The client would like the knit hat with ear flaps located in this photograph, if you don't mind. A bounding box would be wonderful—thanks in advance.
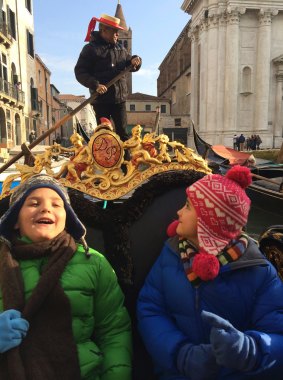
[186,165,252,256]
[0,174,86,242]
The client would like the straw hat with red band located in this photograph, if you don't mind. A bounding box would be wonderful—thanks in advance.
[85,14,125,42]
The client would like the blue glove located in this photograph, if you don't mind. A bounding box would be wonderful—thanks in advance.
[177,342,220,379]
[201,310,259,372]
[0,309,29,353]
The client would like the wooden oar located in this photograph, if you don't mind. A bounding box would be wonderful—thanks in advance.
[0,65,133,174]
[153,106,161,135]
[251,173,283,193]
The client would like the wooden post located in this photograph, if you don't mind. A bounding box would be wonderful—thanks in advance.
[277,142,283,164]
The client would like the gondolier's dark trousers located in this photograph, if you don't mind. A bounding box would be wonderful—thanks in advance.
[93,102,129,142]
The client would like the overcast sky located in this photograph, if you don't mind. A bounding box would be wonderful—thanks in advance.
[33,1,191,97]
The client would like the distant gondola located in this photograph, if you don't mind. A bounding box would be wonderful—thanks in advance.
[192,123,283,214]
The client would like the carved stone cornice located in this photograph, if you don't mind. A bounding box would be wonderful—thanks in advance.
[218,13,227,27]
[226,6,246,25]
[273,54,283,64]
[188,26,199,42]
[199,18,208,33]
[273,55,283,82]
[275,73,283,82]
[207,13,219,29]
[258,8,279,26]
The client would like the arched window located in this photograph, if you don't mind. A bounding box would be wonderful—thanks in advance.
[241,66,252,95]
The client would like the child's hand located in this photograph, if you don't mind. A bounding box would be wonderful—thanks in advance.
[177,342,219,379]
[201,310,259,371]
[0,309,29,353]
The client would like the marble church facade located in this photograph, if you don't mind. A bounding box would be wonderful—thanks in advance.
[181,0,283,148]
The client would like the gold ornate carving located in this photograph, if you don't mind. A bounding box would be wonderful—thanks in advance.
[0,121,211,201]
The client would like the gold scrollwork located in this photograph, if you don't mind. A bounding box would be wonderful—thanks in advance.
[0,121,211,201]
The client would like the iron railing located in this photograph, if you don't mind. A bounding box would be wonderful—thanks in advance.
[0,77,25,103]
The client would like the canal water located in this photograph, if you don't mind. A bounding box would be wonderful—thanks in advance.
[246,203,282,240]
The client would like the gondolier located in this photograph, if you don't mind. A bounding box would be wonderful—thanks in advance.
[75,13,142,142]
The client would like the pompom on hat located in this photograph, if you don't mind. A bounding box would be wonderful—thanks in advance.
[187,165,252,256]
[0,174,86,242]
[84,14,124,42]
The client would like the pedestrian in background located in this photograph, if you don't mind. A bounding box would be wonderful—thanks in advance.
[28,130,36,144]
[55,133,61,144]
[238,133,245,151]
[75,14,142,142]
[232,134,238,150]
[256,135,262,150]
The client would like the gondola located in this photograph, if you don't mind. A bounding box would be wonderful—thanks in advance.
[0,69,282,379]
[0,117,213,380]
[192,123,283,213]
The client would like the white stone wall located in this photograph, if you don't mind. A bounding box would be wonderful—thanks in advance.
[183,0,283,148]
[0,0,36,146]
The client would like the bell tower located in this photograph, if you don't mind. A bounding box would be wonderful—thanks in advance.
[115,1,133,94]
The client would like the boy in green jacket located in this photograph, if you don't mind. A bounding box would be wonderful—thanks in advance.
[0,174,132,380]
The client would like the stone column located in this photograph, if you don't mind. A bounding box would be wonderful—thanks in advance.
[273,60,283,147]
[206,13,219,135]
[254,9,278,131]
[224,8,245,132]
[198,18,208,132]
[216,12,226,134]
[188,27,199,128]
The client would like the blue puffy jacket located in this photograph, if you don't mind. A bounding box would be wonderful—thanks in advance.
[137,236,283,380]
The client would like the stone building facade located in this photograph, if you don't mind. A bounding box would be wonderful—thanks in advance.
[181,0,283,148]
[35,54,53,145]
[157,21,192,147]
[127,92,191,146]
[127,92,170,134]
[0,0,36,152]
[57,94,97,137]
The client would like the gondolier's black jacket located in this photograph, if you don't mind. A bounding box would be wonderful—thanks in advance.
[74,31,141,104]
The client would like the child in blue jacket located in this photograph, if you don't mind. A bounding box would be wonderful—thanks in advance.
[137,165,283,380]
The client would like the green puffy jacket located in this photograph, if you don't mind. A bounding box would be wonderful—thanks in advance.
[0,244,132,380]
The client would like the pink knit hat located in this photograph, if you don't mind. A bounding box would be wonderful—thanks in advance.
[186,165,252,256]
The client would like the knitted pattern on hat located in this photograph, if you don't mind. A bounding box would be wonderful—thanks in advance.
[186,165,252,256]
[0,174,86,243]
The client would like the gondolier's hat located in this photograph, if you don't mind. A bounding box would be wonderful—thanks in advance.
[0,174,86,242]
[84,14,125,42]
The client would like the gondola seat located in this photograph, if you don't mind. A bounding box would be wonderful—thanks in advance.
[0,170,206,380]
[258,225,283,280]
[70,170,206,380]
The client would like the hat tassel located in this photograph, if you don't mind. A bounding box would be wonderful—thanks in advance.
[84,17,97,42]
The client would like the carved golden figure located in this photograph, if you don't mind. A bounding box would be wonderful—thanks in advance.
[54,133,93,181]
[156,134,171,163]
[1,147,56,195]
[0,123,211,201]
[123,125,161,167]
